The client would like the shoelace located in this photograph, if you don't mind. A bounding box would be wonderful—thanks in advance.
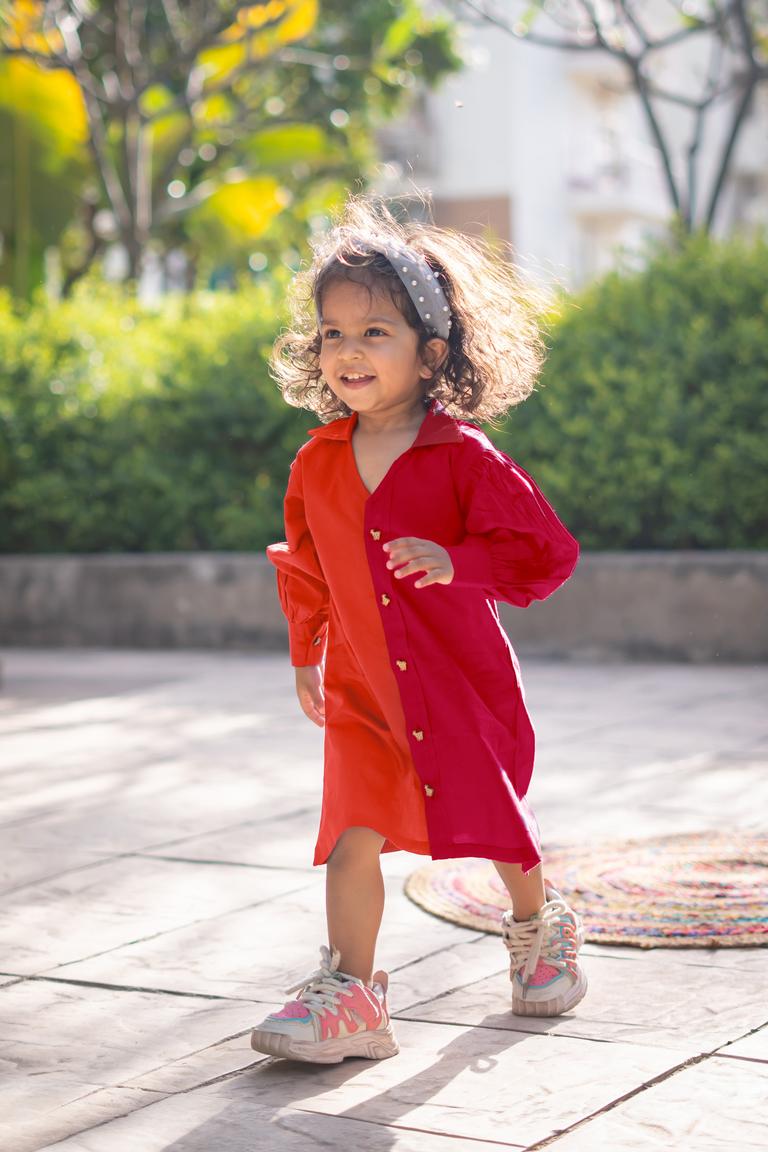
[501,898,578,987]
[283,944,359,1020]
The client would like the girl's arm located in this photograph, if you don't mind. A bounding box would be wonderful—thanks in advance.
[444,448,579,607]
[266,450,330,666]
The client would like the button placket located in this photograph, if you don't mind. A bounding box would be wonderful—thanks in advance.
[364,494,439,801]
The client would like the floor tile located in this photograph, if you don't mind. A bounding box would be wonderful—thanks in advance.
[0,979,256,1152]
[56,875,478,1000]
[195,1019,689,1147]
[397,946,768,1052]
[1,857,314,974]
[546,1054,768,1150]
[43,1094,526,1151]
[2,650,765,1152]
[717,1023,768,1063]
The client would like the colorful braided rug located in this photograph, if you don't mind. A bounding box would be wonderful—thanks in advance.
[404,831,768,948]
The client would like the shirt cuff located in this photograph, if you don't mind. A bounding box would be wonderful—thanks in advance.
[444,536,494,591]
[289,619,327,666]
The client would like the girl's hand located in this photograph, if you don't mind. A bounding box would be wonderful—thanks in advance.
[294,665,325,727]
[383,537,455,589]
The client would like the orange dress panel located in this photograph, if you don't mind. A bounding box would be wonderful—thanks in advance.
[268,437,430,865]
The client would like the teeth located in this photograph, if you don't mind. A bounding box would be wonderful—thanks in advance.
[344,373,371,381]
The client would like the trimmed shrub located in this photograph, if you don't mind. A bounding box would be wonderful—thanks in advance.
[0,280,312,552]
[1,231,766,553]
[495,231,768,548]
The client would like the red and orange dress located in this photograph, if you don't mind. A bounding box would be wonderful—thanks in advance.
[266,400,579,873]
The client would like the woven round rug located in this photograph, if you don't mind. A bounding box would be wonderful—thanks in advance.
[404,831,768,948]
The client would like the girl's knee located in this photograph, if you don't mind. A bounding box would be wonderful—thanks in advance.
[327,826,385,868]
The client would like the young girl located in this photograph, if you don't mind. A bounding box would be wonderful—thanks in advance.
[250,196,587,1064]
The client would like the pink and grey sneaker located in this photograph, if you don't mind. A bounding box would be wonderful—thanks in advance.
[501,884,588,1017]
[250,945,399,1064]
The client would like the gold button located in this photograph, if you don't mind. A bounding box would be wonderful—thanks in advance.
[370,529,381,541]
[412,729,424,742]
[396,659,407,672]
[381,594,391,606]
[424,784,435,798]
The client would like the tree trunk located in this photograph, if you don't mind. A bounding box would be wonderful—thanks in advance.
[124,223,144,283]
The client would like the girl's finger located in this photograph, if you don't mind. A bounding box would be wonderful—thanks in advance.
[384,538,427,560]
[299,691,325,727]
[383,537,420,552]
[393,559,431,579]
[396,559,445,581]
[415,568,451,587]
[304,702,325,727]
[388,551,432,571]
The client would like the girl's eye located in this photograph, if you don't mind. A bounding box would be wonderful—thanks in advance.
[321,327,387,339]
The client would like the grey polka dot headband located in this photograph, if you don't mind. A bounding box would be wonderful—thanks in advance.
[379,241,452,340]
[318,238,453,339]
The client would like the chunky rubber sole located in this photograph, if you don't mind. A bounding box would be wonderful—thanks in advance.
[512,966,588,1017]
[250,1023,400,1064]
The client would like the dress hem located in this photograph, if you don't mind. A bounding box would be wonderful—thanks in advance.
[429,840,542,875]
[314,831,541,875]
[313,827,432,866]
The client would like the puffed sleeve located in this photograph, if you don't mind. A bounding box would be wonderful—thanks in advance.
[266,450,329,666]
[444,448,579,607]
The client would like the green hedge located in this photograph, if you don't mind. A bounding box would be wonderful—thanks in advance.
[495,231,768,549]
[1,232,766,553]
[0,281,312,552]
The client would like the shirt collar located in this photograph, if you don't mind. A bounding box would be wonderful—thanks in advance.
[307,399,463,447]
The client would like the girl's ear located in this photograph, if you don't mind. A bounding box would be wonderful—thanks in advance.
[419,337,449,379]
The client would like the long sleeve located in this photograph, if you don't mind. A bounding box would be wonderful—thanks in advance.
[444,448,579,607]
[266,450,330,666]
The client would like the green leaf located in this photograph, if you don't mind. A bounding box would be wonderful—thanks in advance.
[246,123,331,166]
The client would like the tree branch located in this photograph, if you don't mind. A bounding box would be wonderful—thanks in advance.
[61,228,106,296]
[455,0,768,234]
[704,0,762,229]
[449,0,606,51]
[628,54,684,218]
[686,29,724,224]
[615,0,649,51]
[644,77,738,110]
[705,80,758,232]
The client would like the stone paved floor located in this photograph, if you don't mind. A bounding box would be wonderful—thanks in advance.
[0,649,766,1152]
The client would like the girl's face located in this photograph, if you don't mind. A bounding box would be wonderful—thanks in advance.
[318,279,439,419]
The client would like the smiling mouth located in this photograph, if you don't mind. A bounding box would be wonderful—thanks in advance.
[341,373,375,387]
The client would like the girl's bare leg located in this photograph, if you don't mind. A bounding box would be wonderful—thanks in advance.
[326,826,386,983]
[492,860,547,921]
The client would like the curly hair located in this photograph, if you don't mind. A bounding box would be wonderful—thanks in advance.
[270,194,549,423]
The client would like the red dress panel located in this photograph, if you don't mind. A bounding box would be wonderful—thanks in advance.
[266,401,579,873]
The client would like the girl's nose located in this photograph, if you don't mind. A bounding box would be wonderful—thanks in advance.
[338,338,363,359]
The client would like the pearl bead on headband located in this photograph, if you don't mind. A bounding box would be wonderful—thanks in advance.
[378,241,452,340]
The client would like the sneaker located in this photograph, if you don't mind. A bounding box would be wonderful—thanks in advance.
[501,884,588,1017]
[250,945,399,1064]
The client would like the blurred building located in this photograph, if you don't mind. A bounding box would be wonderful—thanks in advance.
[375,16,768,287]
